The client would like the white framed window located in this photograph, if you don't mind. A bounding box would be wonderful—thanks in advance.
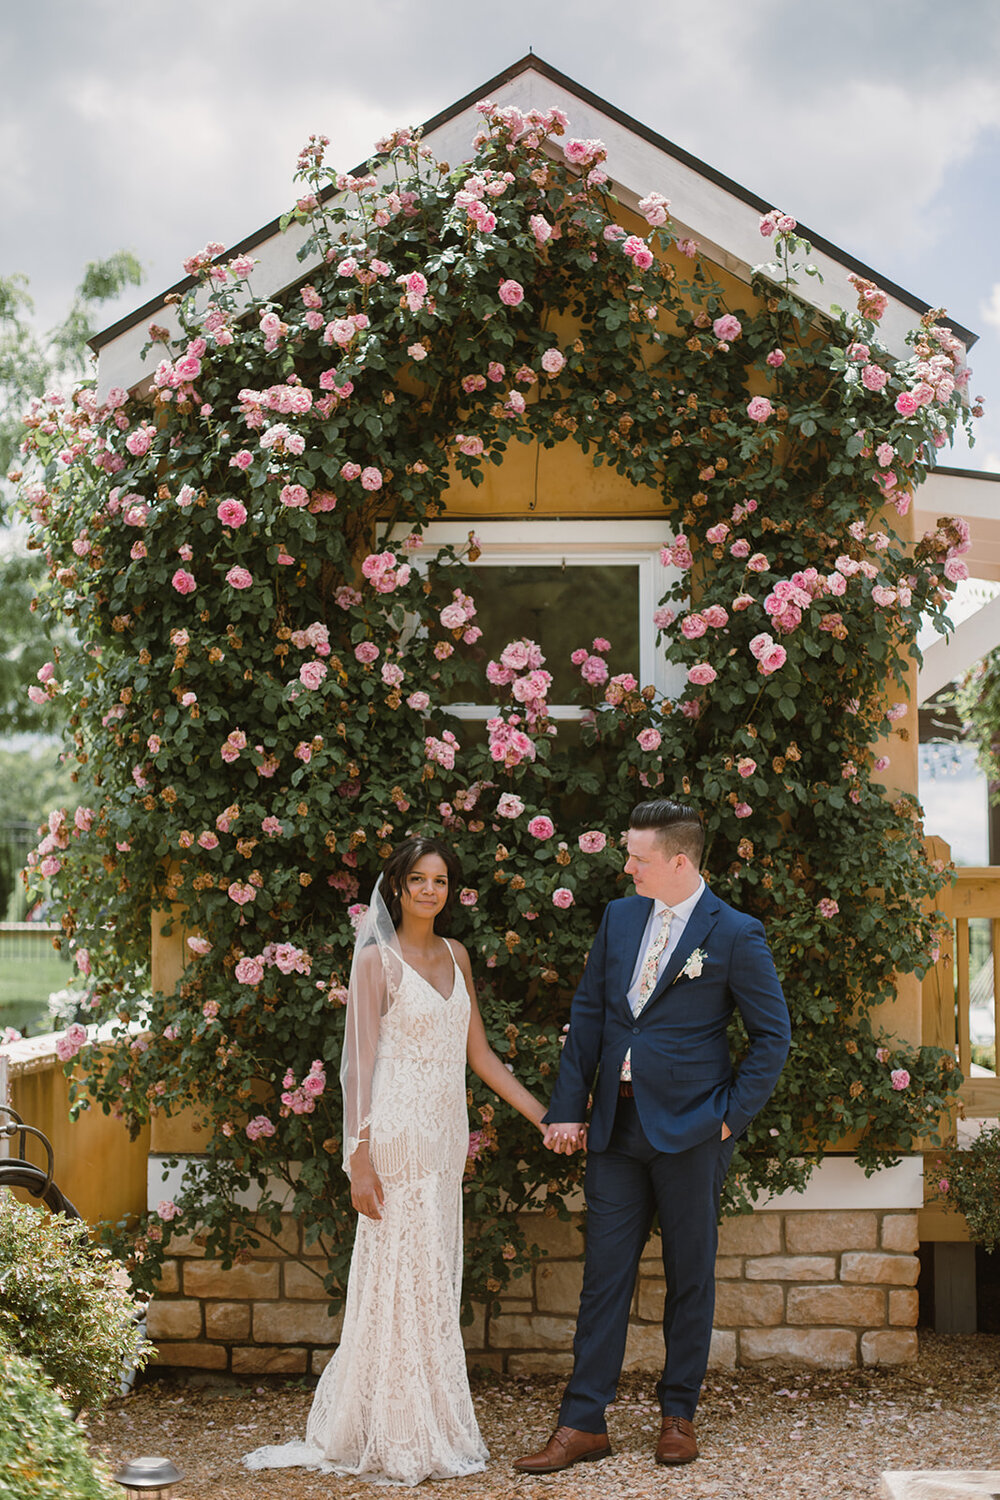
[394,520,686,720]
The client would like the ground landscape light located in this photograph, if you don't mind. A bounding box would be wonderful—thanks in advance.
[112,1455,184,1496]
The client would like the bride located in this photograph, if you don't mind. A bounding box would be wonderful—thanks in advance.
[246,836,548,1485]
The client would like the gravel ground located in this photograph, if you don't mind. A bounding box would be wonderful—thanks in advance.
[86,1334,1000,1499]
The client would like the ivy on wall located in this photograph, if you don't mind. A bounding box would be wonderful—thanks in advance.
[15,101,975,1305]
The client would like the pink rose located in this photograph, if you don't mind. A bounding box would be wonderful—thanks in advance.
[406,691,430,711]
[894,391,919,416]
[680,613,707,639]
[246,1115,276,1141]
[354,642,380,665]
[737,757,757,778]
[498,793,524,818]
[686,664,717,686]
[890,1069,910,1091]
[171,568,197,595]
[217,499,247,527]
[861,364,889,392]
[758,643,787,676]
[498,279,525,306]
[578,830,607,853]
[713,314,742,342]
[225,566,253,590]
[360,466,383,491]
[227,882,257,906]
[56,1023,87,1062]
[299,660,327,690]
[747,396,773,423]
[734,803,752,819]
[186,936,212,956]
[280,483,309,507]
[540,348,566,375]
[766,349,786,368]
[528,815,555,840]
[637,728,661,752]
[459,888,478,906]
[816,898,839,918]
[552,887,575,909]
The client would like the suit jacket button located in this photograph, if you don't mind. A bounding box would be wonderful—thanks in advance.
[633,1027,639,1034]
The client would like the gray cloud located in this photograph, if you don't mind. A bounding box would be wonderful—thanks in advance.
[2,0,997,466]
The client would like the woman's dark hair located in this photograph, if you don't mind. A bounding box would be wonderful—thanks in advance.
[380,837,463,930]
[629,799,705,866]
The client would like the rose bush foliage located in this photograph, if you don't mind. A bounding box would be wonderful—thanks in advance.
[14,101,976,1308]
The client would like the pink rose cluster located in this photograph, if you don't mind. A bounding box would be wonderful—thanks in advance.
[763,568,826,636]
[749,633,788,676]
[56,1022,88,1062]
[486,714,537,768]
[246,1115,276,1141]
[281,1059,327,1116]
[425,730,459,770]
[604,671,638,707]
[361,550,411,594]
[621,234,654,272]
[487,639,551,726]
[759,209,797,238]
[847,272,888,323]
[660,535,693,570]
[637,191,670,227]
[498,793,525,819]
[439,588,481,644]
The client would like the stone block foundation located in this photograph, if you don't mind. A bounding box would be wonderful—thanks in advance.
[147,1206,921,1376]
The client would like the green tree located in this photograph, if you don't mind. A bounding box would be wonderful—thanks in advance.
[1,253,143,738]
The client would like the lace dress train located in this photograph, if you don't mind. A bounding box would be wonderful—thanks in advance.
[245,944,487,1486]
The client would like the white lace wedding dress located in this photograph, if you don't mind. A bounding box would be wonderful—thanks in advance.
[245,940,488,1486]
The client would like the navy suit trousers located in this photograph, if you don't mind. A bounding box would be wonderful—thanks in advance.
[558,1097,736,1431]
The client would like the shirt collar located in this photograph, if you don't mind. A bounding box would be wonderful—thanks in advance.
[653,878,704,924]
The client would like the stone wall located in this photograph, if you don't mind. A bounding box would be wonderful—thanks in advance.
[147,1206,920,1376]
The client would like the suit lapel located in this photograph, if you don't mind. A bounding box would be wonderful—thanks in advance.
[615,897,653,1008]
[645,887,720,1006]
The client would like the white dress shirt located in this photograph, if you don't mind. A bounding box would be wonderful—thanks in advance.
[625,878,706,1012]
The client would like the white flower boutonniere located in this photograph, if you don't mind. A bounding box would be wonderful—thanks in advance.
[675,948,707,983]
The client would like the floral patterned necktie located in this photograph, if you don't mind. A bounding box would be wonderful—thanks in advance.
[621,907,673,1082]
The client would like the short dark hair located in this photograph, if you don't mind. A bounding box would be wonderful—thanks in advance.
[629,799,704,867]
[380,837,462,930]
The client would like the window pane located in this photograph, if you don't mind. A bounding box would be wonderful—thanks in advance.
[446,564,640,703]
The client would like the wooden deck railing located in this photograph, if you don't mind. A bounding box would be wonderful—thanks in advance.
[923,837,1000,1119]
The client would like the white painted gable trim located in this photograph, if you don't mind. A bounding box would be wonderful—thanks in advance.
[95,61,957,399]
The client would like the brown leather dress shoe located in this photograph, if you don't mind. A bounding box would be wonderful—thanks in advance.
[655,1414,698,1464]
[513,1425,611,1473]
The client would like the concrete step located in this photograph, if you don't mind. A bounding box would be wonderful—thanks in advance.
[880,1474,1000,1499]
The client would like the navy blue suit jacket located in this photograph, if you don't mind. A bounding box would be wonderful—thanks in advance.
[547,887,791,1154]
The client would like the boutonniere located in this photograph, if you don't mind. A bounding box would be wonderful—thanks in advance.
[674,948,707,983]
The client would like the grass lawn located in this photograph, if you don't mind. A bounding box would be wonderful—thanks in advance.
[0,943,73,1035]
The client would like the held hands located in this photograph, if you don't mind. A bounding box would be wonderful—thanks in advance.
[542,1122,587,1155]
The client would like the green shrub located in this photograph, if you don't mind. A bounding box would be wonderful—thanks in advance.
[0,1195,152,1411]
[934,1123,1000,1253]
[0,1340,118,1500]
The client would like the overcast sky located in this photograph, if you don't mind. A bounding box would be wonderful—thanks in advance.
[2,0,999,469]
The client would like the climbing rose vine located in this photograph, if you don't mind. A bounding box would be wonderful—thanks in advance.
[15,100,975,1306]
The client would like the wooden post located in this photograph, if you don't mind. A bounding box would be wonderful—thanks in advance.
[933,1241,977,1334]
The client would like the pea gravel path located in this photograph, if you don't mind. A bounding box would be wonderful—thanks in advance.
[86,1334,999,1499]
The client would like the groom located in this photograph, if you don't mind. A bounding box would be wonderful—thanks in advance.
[515,798,790,1470]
